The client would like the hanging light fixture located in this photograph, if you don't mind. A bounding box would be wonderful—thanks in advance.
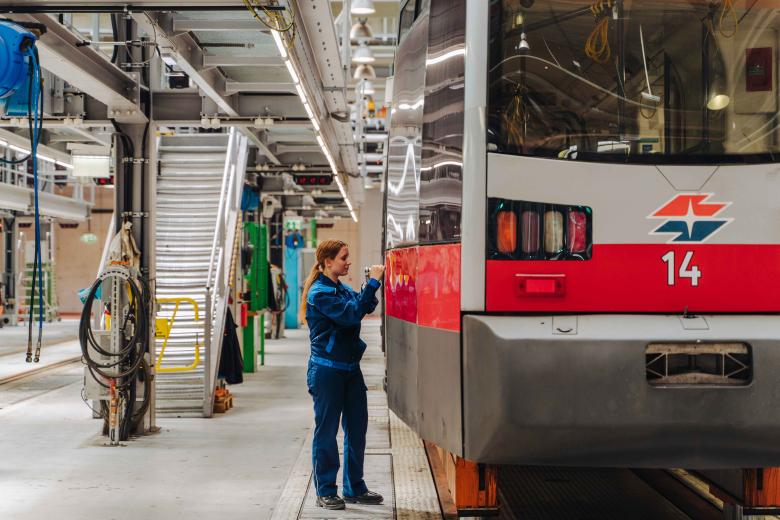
[352,42,375,64]
[351,0,376,15]
[353,63,377,80]
[518,32,530,54]
[80,218,97,245]
[355,79,375,96]
[707,94,730,111]
[350,18,374,42]
[705,47,730,111]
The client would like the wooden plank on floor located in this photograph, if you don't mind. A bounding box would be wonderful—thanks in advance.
[424,441,458,520]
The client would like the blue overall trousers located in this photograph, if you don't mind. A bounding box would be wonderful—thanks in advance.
[305,273,380,498]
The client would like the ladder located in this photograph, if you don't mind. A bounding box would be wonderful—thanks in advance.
[18,261,58,323]
[154,130,248,417]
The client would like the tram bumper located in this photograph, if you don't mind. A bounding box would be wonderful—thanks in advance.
[463,314,780,468]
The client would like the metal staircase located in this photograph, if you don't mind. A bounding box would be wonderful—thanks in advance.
[154,129,248,417]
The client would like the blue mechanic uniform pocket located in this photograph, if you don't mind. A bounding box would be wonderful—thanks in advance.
[325,330,338,353]
[307,362,318,396]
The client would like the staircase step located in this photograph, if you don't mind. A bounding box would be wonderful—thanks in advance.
[154,131,245,419]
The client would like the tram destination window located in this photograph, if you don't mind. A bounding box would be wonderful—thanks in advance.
[488,0,780,164]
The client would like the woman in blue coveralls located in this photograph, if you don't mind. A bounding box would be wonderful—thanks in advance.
[299,239,385,510]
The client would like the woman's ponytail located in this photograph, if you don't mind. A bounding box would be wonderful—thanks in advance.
[299,239,347,325]
[299,262,321,324]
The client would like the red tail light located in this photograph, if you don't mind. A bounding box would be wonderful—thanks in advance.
[489,198,592,260]
[521,210,540,254]
[496,210,517,253]
[567,210,587,253]
[544,210,564,254]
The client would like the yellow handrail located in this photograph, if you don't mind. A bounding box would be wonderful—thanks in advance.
[155,297,201,373]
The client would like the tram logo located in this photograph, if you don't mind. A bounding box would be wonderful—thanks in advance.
[648,193,733,243]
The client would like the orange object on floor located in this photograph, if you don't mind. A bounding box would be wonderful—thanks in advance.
[744,468,780,507]
[425,441,498,517]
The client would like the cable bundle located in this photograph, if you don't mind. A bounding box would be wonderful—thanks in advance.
[80,266,152,441]
[707,0,738,38]
[585,0,614,64]
[8,45,47,363]
[243,0,296,39]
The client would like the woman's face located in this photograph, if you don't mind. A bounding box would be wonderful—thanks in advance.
[325,246,351,277]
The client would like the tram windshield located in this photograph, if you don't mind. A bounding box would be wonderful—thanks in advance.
[488,0,780,164]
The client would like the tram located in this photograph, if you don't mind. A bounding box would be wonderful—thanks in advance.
[383,0,780,483]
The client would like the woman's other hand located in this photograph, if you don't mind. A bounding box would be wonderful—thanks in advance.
[369,264,385,281]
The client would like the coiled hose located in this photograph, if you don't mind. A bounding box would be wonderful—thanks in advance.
[80,268,151,440]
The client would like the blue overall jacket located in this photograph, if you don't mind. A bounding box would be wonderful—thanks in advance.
[306,273,380,371]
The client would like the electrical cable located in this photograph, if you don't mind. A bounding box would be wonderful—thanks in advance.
[584,0,613,65]
[243,0,295,35]
[79,267,152,441]
[30,48,43,362]
[716,0,738,38]
[22,44,45,362]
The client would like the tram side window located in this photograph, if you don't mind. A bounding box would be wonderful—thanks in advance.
[398,0,418,43]
[419,0,465,244]
[488,0,780,164]
[386,7,429,249]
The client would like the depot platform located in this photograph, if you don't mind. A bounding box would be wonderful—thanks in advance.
[0,319,441,520]
[5,1,780,519]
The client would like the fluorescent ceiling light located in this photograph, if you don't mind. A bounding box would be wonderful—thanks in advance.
[358,80,375,95]
[303,102,315,121]
[285,60,299,84]
[351,0,375,15]
[295,84,306,103]
[425,47,465,66]
[352,44,375,64]
[271,29,287,59]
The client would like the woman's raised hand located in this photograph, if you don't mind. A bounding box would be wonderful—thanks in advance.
[369,264,385,281]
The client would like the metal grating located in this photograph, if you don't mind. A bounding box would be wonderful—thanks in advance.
[498,466,692,520]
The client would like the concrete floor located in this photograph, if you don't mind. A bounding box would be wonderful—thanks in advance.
[0,318,441,520]
[0,319,79,357]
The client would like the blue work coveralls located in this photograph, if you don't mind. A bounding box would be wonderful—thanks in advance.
[306,273,381,498]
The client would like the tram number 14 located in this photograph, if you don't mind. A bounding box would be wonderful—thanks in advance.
[661,251,701,287]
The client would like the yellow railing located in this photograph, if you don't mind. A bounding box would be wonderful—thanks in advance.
[155,297,201,373]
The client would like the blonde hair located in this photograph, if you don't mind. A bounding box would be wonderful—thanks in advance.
[299,239,347,324]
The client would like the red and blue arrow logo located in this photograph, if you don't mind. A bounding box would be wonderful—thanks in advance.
[648,194,732,243]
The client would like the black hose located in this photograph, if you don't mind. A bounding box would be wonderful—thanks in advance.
[80,270,152,441]
[110,14,118,64]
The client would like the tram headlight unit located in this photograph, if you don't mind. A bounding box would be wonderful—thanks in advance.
[489,198,592,260]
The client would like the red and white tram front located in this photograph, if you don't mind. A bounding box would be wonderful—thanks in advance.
[384,0,780,468]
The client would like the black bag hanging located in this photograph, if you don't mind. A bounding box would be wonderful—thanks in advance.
[219,307,244,385]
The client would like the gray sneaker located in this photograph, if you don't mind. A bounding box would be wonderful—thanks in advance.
[316,495,346,510]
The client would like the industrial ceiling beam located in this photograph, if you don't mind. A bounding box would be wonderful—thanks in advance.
[135,11,282,164]
[276,144,321,154]
[225,81,297,95]
[0,128,73,164]
[135,12,235,115]
[3,13,146,124]
[0,2,278,10]
[203,55,282,67]
[0,120,114,129]
[66,127,112,147]
[172,18,268,32]
[243,128,281,165]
